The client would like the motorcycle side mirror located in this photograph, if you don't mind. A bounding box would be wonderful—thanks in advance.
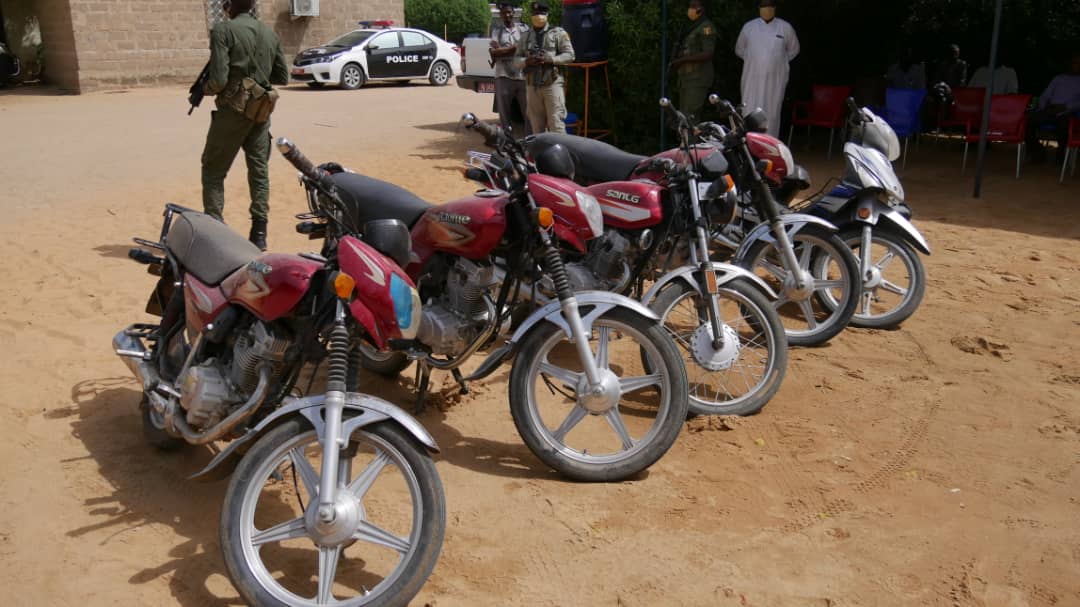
[707,94,720,105]
[659,97,672,108]
[460,113,479,129]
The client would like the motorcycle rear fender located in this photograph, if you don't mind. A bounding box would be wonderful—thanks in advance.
[851,198,931,255]
[732,214,838,266]
[511,290,659,343]
[640,262,778,305]
[188,392,438,482]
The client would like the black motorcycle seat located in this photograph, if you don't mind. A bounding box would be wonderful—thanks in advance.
[331,172,433,230]
[166,211,261,285]
[529,133,648,184]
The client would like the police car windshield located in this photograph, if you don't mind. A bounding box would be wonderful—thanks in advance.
[325,31,375,48]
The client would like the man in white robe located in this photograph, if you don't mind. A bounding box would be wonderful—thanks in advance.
[735,0,800,137]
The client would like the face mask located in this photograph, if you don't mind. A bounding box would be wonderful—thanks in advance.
[531,14,548,28]
[760,7,776,21]
[687,8,701,20]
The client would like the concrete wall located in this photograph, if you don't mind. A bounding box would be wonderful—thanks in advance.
[33,0,78,91]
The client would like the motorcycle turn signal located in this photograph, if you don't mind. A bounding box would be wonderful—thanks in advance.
[333,271,356,300]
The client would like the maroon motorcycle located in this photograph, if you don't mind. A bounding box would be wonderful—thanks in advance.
[294,114,690,483]
[115,148,445,605]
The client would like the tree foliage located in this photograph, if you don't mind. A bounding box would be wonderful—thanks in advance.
[558,0,1080,153]
[404,0,491,43]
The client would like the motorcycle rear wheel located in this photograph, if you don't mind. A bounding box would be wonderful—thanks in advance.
[220,419,445,607]
[509,307,689,482]
[650,278,787,416]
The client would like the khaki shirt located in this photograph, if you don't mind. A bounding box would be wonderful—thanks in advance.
[515,24,575,87]
[492,21,528,80]
[206,13,289,97]
[677,18,716,83]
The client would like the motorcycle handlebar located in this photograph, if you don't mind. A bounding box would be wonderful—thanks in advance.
[461,112,500,147]
[276,137,337,193]
[846,98,863,124]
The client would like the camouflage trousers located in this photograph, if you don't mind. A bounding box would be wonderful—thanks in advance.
[201,107,271,222]
[678,76,713,124]
[526,82,568,134]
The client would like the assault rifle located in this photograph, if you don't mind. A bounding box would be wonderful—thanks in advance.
[187,60,210,115]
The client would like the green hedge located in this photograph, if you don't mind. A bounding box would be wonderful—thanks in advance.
[404,0,491,44]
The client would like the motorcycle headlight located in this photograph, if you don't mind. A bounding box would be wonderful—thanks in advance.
[389,273,421,340]
[777,141,795,176]
[575,191,604,238]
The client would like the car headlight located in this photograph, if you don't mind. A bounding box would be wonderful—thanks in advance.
[389,273,421,340]
[575,191,604,238]
[315,52,343,64]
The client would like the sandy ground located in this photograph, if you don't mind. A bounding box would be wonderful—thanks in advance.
[1,82,1078,607]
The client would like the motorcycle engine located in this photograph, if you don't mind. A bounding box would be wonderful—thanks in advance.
[417,259,495,356]
[555,228,635,296]
[179,322,289,429]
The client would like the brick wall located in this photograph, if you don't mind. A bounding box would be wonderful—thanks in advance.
[60,0,404,91]
[258,0,404,59]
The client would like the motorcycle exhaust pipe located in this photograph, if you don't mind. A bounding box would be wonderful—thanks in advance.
[113,329,159,392]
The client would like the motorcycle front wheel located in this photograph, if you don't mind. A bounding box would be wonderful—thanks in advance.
[509,307,689,482]
[650,278,787,417]
[740,225,861,347]
[821,228,927,329]
[220,419,445,607]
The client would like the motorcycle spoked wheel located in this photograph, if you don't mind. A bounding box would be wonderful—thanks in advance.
[740,225,861,347]
[509,307,689,482]
[815,228,926,329]
[220,419,445,607]
[650,278,787,417]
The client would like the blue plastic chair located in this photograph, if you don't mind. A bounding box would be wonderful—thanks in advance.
[885,87,928,168]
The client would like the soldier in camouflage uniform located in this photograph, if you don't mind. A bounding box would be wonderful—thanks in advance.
[670,0,716,123]
[515,0,575,134]
[201,0,289,250]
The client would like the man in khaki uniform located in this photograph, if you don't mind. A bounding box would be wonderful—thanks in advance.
[490,1,531,135]
[515,1,575,134]
[201,0,289,250]
[670,0,716,122]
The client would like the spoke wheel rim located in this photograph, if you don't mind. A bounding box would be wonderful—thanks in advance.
[660,286,779,411]
[238,429,423,606]
[752,233,853,338]
[819,234,918,321]
[525,318,673,465]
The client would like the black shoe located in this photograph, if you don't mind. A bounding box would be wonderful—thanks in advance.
[249,219,268,251]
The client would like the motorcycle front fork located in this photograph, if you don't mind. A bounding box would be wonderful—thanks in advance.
[687,177,731,350]
[317,300,349,523]
[537,229,605,387]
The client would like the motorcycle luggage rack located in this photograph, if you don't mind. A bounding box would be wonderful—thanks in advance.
[125,324,159,340]
[132,237,165,251]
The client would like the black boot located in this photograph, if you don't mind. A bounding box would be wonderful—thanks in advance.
[249,219,268,251]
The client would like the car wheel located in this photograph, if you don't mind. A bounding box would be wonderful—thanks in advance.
[339,63,366,90]
[429,61,451,86]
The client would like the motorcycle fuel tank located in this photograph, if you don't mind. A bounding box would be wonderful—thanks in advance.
[585,180,664,229]
[410,193,512,270]
[220,253,323,322]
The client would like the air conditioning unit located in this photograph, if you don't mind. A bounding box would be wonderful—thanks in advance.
[291,0,319,17]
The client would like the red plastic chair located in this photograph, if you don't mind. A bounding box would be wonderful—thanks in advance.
[1061,116,1079,183]
[939,87,986,136]
[788,84,852,159]
[962,94,1031,179]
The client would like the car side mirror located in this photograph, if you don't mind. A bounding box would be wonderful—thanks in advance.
[366,45,378,52]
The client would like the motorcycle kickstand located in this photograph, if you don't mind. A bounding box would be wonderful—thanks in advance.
[414,362,431,416]
[451,368,469,395]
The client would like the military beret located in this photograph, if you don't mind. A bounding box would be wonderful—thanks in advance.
[531,1,550,13]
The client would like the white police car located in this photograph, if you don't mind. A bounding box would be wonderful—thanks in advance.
[291,21,462,90]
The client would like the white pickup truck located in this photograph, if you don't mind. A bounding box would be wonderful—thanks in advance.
[454,5,522,94]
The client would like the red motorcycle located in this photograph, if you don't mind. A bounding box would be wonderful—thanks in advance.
[523,99,860,347]
[116,174,445,603]
[294,114,690,482]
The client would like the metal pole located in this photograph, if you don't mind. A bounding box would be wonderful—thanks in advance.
[660,0,668,151]
[972,0,1004,198]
